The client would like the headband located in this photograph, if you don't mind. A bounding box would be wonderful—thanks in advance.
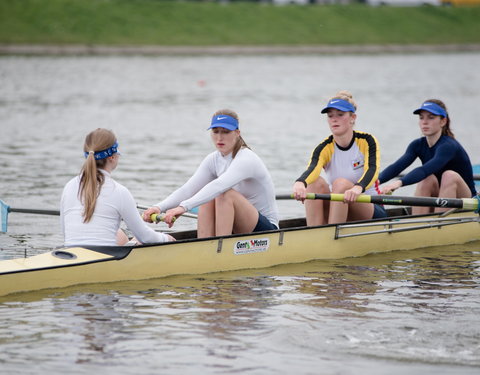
[84,141,119,160]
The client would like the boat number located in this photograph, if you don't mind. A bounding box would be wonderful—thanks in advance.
[435,198,448,207]
[233,238,270,255]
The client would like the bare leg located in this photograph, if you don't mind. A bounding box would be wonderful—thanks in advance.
[215,189,259,236]
[116,229,130,245]
[305,177,330,226]
[328,178,374,224]
[412,175,439,215]
[197,200,216,238]
[435,170,472,213]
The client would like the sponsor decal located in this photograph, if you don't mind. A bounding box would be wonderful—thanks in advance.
[352,159,364,170]
[234,238,270,255]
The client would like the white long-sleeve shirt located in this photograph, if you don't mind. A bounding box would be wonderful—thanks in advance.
[156,148,279,227]
[61,170,170,246]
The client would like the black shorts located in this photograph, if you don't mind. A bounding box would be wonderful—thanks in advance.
[373,204,387,219]
[253,213,278,232]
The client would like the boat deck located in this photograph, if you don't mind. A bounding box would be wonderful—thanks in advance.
[170,206,412,241]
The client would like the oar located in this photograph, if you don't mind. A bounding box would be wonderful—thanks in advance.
[276,193,480,211]
[150,213,171,224]
[473,164,480,189]
[136,204,198,219]
[1,199,60,232]
[0,199,197,233]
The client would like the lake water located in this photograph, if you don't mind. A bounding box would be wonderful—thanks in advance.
[0,52,479,374]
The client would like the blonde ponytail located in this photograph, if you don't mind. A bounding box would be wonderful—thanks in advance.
[79,128,116,223]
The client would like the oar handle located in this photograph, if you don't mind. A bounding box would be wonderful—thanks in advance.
[151,213,176,223]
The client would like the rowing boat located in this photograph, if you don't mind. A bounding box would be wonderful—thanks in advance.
[0,203,478,297]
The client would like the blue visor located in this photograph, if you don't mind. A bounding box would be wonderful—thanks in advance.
[413,102,448,118]
[321,99,356,114]
[84,141,119,160]
[208,114,239,131]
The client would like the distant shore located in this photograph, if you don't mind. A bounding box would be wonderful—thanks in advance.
[2,43,480,56]
[2,1,480,48]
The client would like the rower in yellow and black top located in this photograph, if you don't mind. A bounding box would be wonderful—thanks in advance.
[292,90,387,226]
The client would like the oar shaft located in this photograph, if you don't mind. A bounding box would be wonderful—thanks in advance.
[8,208,60,216]
[7,205,199,218]
[316,193,478,210]
[278,193,479,211]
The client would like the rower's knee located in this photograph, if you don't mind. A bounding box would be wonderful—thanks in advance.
[416,174,439,193]
[331,178,353,193]
[307,177,329,193]
[440,170,461,186]
[215,189,236,205]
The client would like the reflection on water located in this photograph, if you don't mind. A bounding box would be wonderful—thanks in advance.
[1,53,480,374]
[1,243,479,373]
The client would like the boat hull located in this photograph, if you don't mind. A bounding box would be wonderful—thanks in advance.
[0,211,479,296]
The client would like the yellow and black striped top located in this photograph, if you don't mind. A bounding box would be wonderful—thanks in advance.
[296,131,381,194]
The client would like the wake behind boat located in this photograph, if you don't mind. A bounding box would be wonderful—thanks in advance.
[0,203,478,297]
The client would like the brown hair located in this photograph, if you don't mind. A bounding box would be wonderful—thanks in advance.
[212,109,250,158]
[424,98,454,138]
[79,128,117,223]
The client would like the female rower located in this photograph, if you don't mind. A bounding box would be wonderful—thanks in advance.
[292,91,386,225]
[142,109,279,237]
[379,99,476,214]
[61,128,175,246]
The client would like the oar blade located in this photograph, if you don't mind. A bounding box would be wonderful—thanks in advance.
[0,199,10,233]
[473,164,480,190]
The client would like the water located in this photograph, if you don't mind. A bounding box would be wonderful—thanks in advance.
[0,52,480,373]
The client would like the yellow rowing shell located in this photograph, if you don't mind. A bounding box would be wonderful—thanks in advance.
[0,210,479,297]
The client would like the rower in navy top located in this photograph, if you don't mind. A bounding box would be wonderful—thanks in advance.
[379,99,476,214]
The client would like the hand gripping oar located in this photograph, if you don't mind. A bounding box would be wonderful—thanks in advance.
[277,193,480,212]
[150,213,177,224]
[136,204,198,220]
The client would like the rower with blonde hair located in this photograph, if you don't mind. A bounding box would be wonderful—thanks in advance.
[61,128,175,246]
[293,91,386,225]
